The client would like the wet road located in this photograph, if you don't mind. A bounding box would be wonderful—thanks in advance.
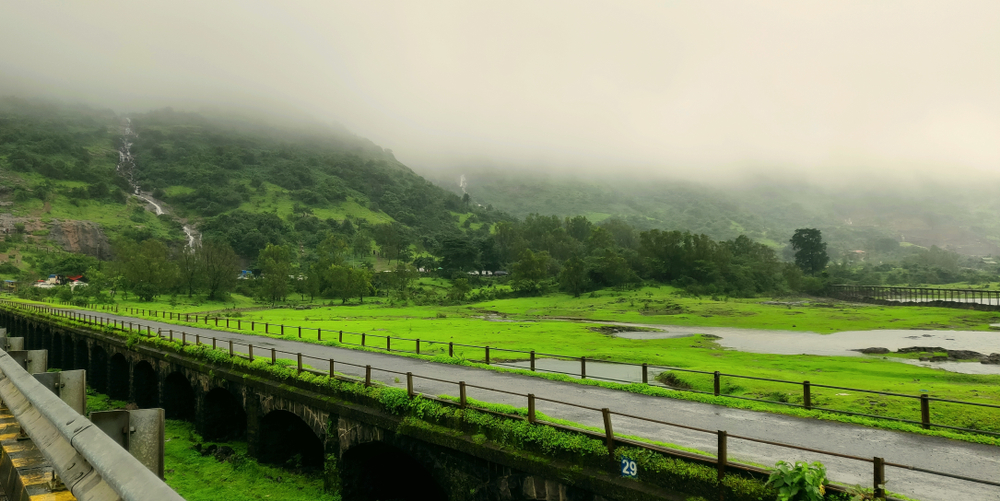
[33,308,1000,500]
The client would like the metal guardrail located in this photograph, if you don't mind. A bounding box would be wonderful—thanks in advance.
[0,350,183,501]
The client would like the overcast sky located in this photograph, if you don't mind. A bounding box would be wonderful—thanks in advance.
[2,1,998,183]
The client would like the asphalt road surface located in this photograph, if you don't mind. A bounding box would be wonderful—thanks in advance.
[38,308,1000,500]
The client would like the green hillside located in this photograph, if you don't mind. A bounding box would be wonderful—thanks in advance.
[429,168,1000,259]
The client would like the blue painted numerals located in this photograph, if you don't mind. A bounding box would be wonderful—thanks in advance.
[620,457,637,478]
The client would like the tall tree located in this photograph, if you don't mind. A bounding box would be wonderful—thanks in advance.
[258,243,292,305]
[175,247,201,297]
[200,239,240,300]
[790,228,829,275]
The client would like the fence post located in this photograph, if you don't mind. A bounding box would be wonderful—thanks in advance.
[271,348,276,364]
[338,330,343,343]
[213,337,217,350]
[215,317,218,327]
[601,408,615,456]
[329,359,335,377]
[361,333,366,347]
[297,353,302,373]
[298,326,302,338]
[485,346,490,364]
[281,325,284,336]
[318,328,322,341]
[226,318,230,328]
[717,430,728,482]
[170,330,174,341]
[182,332,186,346]
[530,351,535,371]
[265,323,269,334]
[387,336,391,351]
[252,321,255,331]
[406,372,413,398]
[365,365,372,387]
[642,363,648,384]
[196,334,200,346]
[803,381,812,410]
[229,340,233,356]
[921,394,931,429]
[873,457,886,499]
[528,394,536,424]
[714,371,721,396]
[581,357,587,379]
[449,342,454,357]
[238,320,241,330]
[459,381,467,408]
[416,339,421,355]
[249,345,254,362]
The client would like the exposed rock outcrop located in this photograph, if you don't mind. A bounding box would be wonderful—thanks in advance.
[982,353,1000,365]
[855,347,890,354]
[47,220,111,258]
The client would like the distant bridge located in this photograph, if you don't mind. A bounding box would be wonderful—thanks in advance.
[829,284,1000,310]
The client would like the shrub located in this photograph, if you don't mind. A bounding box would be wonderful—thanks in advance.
[766,461,827,501]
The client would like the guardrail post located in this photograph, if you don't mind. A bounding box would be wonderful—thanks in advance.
[251,321,255,331]
[169,330,173,341]
[416,339,420,354]
[249,345,254,362]
[182,332,186,346]
[271,348,276,364]
[581,357,587,379]
[212,337,217,350]
[318,328,322,341]
[214,317,218,327]
[238,320,241,330]
[195,334,200,346]
[642,363,648,384]
[387,336,391,351]
[874,457,886,499]
[280,325,284,336]
[601,408,615,456]
[226,318,230,328]
[459,381,467,408]
[803,381,812,410]
[921,394,931,429]
[406,372,413,398]
[265,323,269,334]
[485,346,490,364]
[298,326,301,338]
[449,342,454,357]
[714,371,721,396]
[361,333,366,347]
[229,340,234,356]
[329,359,335,377]
[528,394,536,423]
[297,353,302,373]
[338,330,343,342]
[530,351,536,371]
[365,365,372,387]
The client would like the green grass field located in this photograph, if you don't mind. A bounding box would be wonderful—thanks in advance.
[34,284,1000,437]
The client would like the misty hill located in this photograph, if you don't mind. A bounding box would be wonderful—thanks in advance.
[429,168,1000,259]
[0,98,505,264]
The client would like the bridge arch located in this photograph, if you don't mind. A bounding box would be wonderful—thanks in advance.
[341,441,447,501]
[202,387,246,441]
[133,360,159,409]
[74,338,89,371]
[91,345,108,394]
[163,372,195,421]
[258,410,324,469]
[108,353,130,400]
[51,332,65,369]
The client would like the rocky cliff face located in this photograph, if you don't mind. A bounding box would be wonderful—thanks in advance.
[47,220,111,259]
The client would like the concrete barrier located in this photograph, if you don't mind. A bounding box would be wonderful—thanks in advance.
[0,351,183,501]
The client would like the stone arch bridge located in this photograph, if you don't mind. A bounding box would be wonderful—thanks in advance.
[0,308,679,501]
